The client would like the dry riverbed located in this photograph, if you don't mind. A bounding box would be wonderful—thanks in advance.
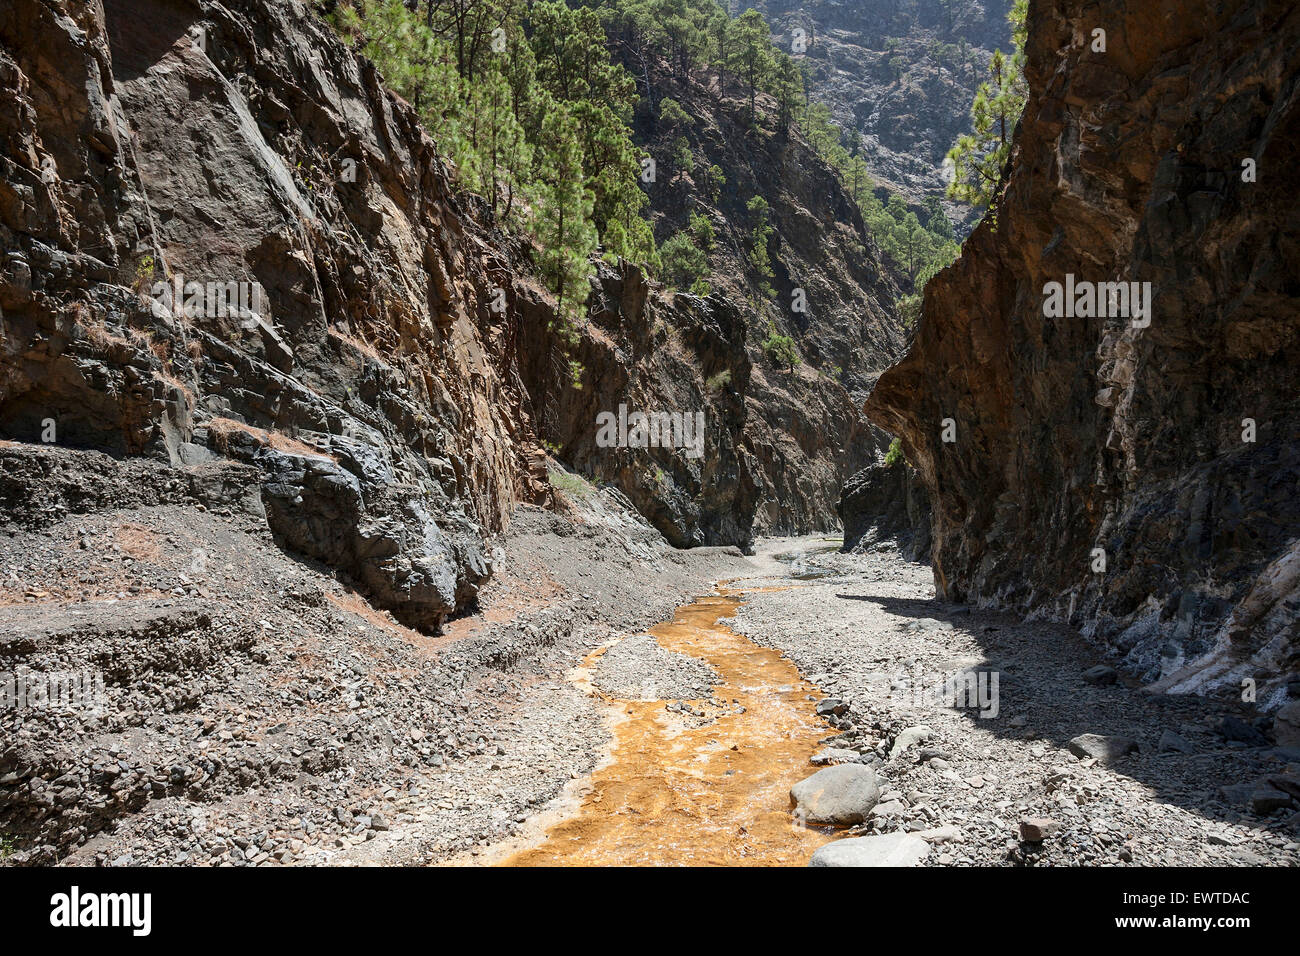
[6,446,1295,867]
[469,536,1300,867]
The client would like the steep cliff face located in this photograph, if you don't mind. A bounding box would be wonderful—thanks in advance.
[1,0,548,628]
[516,261,759,548]
[866,0,1300,698]
[1,0,905,607]
[613,57,907,538]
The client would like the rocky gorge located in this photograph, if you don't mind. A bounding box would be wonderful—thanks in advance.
[0,0,1296,874]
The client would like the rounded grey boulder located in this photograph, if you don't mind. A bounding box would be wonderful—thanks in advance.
[790,764,880,826]
[809,833,930,867]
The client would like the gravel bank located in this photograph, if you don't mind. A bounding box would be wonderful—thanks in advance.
[0,444,750,866]
[591,635,720,701]
[730,538,1300,866]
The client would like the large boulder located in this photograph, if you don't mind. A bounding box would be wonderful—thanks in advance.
[809,833,930,867]
[790,764,880,826]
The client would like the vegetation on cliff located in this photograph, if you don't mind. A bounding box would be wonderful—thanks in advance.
[321,0,957,323]
[944,0,1028,213]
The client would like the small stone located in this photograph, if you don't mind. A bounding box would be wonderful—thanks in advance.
[889,725,932,759]
[810,747,859,766]
[1083,665,1118,685]
[1019,817,1061,842]
[917,825,963,844]
[870,800,906,818]
[815,698,849,717]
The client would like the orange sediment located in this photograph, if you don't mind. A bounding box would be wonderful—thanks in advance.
[501,588,835,866]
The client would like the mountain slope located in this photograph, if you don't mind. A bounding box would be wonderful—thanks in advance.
[757,0,1013,219]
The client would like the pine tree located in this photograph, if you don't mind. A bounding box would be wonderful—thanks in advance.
[729,9,774,125]
[945,0,1028,209]
[532,99,598,341]
[746,194,775,296]
[771,54,803,134]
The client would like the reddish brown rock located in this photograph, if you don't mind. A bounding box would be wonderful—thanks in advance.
[866,0,1300,696]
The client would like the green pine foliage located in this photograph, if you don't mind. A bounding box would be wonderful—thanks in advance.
[761,329,800,371]
[746,195,775,297]
[945,0,1028,211]
[532,96,599,340]
[323,0,663,384]
[324,0,992,372]
[659,231,710,295]
[884,437,904,467]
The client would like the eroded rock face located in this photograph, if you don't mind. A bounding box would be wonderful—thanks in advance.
[759,0,1013,218]
[515,262,759,549]
[866,1,1300,698]
[1,0,905,601]
[838,453,932,561]
[0,0,552,626]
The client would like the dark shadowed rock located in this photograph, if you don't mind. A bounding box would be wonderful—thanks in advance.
[838,456,931,560]
[1213,717,1269,748]
[1067,734,1139,763]
[1157,730,1196,754]
[1271,702,1300,749]
[1083,665,1118,686]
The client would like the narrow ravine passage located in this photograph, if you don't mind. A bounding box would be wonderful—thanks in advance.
[502,587,834,866]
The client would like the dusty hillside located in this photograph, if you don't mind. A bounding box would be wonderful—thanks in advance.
[867,0,1300,698]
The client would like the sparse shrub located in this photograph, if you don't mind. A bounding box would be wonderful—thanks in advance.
[547,467,593,498]
[884,437,904,467]
[898,292,923,329]
[761,329,800,371]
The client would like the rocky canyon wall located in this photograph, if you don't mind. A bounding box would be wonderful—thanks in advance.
[1,0,907,622]
[0,0,551,629]
[867,0,1300,699]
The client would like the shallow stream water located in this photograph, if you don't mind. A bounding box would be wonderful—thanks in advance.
[503,586,835,866]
